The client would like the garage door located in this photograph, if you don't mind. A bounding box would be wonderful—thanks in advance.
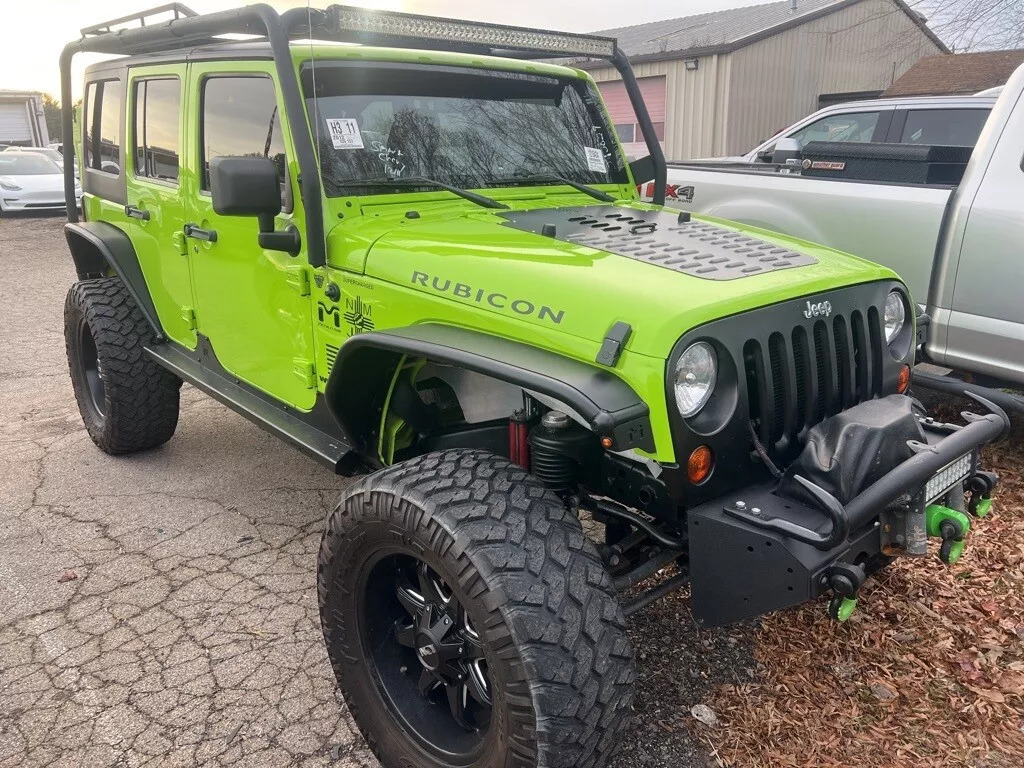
[598,76,666,149]
[0,101,33,144]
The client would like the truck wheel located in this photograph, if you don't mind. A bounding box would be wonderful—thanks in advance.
[64,277,181,454]
[318,449,634,768]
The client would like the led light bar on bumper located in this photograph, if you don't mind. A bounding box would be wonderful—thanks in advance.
[924,452,975,504]
[327,4,617,57]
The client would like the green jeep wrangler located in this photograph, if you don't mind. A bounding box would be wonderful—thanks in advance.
[60,4,1008,767]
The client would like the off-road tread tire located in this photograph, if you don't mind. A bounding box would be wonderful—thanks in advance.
[65,277,180,454]
[318,449,635,768]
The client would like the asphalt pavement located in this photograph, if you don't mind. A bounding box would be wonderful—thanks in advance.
[0,213,750,768]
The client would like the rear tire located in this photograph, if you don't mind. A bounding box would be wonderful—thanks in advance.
[64,277,181,454]
[318,449,635,768]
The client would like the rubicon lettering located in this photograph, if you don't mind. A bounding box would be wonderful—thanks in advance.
[411,271,565,324]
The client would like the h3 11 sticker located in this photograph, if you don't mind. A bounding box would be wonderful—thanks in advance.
[326,118,364,150]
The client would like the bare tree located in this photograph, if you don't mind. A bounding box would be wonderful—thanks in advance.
[915,0,1024,51]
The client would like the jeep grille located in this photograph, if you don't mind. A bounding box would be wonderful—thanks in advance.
[743,308,884,456]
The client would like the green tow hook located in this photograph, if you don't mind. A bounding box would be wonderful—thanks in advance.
[972,497,993,519]
[828,596,858,622]
[824,563,865,622]
[925,505,971,565]
[966,471,998,518]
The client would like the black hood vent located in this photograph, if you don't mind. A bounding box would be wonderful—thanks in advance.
[499,205,816,281]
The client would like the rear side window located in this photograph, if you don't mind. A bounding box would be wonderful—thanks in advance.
[788,111,881,147]
[84,80,123,174]
[899,108,989,147]
[200,75,285,192]
[134,78,180,183]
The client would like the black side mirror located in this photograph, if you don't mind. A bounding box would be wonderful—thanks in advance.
[210,156,281,217]
[210,156,300,256]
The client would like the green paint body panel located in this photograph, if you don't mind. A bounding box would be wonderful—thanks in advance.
[88,44,907,464]
[123,63,196,350]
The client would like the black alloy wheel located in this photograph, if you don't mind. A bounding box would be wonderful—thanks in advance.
[363,553,491,760]
[77,319,106,420]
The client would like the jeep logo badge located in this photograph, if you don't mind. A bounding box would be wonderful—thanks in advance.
[803,300,833,318]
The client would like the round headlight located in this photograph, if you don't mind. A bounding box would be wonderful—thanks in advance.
[674,341,717,418]
[884,290,906,344]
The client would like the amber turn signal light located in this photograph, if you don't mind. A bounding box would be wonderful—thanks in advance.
[688,445,713,484]
[897,364,911,393]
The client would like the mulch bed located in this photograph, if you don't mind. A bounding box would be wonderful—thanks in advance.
[701,406,1024,768]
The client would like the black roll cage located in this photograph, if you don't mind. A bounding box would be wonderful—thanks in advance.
[60,3,668,268]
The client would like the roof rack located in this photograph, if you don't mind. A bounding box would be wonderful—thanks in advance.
[61,4,667,266]
[81,3,197,37]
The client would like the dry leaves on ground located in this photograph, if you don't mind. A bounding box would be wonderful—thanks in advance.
[703,413,1024,768]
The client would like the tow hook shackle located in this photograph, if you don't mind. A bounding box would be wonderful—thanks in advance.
[925,505,971,565]
[822,562,866,622]
[966,471,998,518]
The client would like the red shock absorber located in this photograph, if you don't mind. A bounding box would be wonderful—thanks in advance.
[508,410,531,470]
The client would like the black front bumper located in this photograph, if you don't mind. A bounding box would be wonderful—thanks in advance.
[686,393,1009,627]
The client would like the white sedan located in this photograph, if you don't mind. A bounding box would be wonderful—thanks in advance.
[0,154,81,214]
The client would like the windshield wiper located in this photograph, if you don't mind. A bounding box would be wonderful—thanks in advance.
[356,175,508,210]
[499,174,616,203]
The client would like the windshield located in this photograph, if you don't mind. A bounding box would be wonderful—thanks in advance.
[302,62,629,196]
[0,155,60,175]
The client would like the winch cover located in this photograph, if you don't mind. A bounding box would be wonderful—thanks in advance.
[777,395,926,506]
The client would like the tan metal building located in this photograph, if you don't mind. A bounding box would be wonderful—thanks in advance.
[587,0,947,160]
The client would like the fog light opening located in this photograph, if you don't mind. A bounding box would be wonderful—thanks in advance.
[688,445,713,484]
[898,365,911,394]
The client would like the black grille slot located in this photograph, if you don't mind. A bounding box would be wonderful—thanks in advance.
[744,308,885,457]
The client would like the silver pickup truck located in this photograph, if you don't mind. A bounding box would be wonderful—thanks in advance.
[649,64,1024,396]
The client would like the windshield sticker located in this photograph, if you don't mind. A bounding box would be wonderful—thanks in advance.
[326,118,364,150]
[584,146,607,174]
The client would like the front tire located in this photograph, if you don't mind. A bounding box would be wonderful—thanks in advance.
[64,277,181,454]
[318,450,635,768]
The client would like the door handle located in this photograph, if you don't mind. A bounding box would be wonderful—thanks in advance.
[125,205,150,221]
[183,223,218,243]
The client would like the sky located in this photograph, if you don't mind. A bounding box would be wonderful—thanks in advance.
[0,0,774,101]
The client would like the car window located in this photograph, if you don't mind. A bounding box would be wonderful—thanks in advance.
[134,78,181,183]
[84,80,124,175]
[0,155,60,175]
[788,111,881,147]
[200,75,285,192]
[900,108,989,146]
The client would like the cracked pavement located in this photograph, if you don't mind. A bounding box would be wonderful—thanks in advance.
[1,215,375,768]
[0,214,745,768]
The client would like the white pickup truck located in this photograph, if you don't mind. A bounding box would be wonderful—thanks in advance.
[649,64,1024,398]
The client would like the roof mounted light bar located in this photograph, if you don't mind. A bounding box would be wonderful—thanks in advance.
[322,4,616,58]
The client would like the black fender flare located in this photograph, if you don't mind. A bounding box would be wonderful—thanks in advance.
[64,221,164,339]
[326,323,655,454]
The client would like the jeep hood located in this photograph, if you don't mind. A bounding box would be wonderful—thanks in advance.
[346,202,898,358]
